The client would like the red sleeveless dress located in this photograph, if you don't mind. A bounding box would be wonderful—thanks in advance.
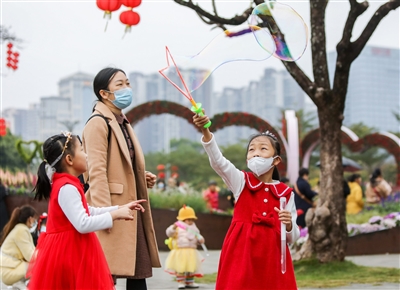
[216,172,298,290]
[27,173,114,290]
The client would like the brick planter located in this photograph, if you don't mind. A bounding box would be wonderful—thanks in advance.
[4,194,49,217]
[346,227,400,256]
[4,196,232,250]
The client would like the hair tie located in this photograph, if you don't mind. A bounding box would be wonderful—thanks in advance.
[45,163,56,184]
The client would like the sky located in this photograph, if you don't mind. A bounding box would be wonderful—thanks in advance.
[1,0,399,111]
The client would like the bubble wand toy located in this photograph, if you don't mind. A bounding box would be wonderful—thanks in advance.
[175,221,210,256]
[280,197,287,274]
[159,47,211,128]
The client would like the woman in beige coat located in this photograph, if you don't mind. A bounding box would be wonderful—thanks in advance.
[82,68,161,290]
[0,205,37,289]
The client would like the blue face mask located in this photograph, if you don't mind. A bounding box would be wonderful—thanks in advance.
[108,87,133,109]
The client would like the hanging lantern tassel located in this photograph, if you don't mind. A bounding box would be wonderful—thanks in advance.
[96,0,122,32]
[119,9,140,39]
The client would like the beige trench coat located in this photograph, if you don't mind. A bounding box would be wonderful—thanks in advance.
[82,101,161,276]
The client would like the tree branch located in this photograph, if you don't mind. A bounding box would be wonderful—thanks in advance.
[282,61,316,103]
[173,0,254,26]
[338,0,368,50]
[351,0,400,60]
[309,0,330,92]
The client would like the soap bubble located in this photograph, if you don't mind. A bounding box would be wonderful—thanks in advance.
[248,1,308,61]
[160,25,275,94]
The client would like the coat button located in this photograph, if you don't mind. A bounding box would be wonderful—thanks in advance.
[264,199,268,203]
[265,188,269,191]
[262,212,267,216]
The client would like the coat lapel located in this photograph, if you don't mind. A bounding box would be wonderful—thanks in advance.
[94,102,132,166]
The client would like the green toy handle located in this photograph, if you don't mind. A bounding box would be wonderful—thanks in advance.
[191,102,211,128]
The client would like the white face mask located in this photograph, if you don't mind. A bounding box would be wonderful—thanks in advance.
[29,220,38,233]
[247,156,277,176]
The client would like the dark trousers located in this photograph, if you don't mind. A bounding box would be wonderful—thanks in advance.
[126,278,147,290]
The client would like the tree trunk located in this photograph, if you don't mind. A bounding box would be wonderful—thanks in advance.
[306,101,347,262]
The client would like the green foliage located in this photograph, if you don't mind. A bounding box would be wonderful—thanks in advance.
[0,131,26,171]
[220,140,248,171]
[148,190,208,213]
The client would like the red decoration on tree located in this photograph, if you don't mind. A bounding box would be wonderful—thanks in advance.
[96,0,122,31]
[119,10,140,34]
[0,118,7,137]
[5,42,19,71]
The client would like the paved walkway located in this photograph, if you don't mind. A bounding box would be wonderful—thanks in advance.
[1,251,399,289]
[114,251,400,290]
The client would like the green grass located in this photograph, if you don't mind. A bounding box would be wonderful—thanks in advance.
[346,209,385,225]
[196,259,400,287]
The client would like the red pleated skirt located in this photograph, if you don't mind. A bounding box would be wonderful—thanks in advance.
[27,230,114,290]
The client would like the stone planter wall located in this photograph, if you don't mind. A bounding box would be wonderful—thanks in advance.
[346,227,400,256]
[4,194,48,218]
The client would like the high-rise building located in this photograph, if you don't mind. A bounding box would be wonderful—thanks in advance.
[128,70,213,154]
[39,96,71,141]
[328,46,400,133]
[58,72,96,135]
[213,68,305,146]
[2,104,40,141]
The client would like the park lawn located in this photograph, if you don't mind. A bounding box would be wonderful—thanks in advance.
[196,259,400,288]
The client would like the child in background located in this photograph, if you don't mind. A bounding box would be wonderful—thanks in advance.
[202,180,219,212]
[193,112,300,290]
[27,132,146,289]
[165,205,205,289]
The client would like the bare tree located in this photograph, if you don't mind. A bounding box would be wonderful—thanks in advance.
[0,25,22,44]
[173,0,400,262]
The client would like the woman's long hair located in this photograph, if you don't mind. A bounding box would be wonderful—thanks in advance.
[0,205,37,246]
[370,168,382,187]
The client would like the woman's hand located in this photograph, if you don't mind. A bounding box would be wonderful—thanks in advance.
[145,171,157,188]
[274,207,293,232]
[121,199,147,212]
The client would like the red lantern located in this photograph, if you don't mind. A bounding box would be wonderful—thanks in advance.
[0,118,7,137]
[119,10,140,33]
[96,0,122,31]
[156,164,165,171]
[7,43,13,49]
[96,0,122,19]
[121,0,141,8]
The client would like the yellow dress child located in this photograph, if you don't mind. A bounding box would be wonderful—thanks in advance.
[165,205,204,289]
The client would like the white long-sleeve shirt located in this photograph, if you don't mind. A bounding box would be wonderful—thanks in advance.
[58,184,118,234]
[201,133,300,243]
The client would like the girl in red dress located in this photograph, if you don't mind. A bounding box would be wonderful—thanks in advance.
[27,132,146,290]
[193,113,300,290]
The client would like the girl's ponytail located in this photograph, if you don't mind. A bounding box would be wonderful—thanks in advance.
[33,161,52,201]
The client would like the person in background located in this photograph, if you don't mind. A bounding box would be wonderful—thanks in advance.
[202,180,219,212]
[0,205,37,290]
[294,168,318,228]
[165,205,205,289]
[365,168,392,204]
[346,174,364,214]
